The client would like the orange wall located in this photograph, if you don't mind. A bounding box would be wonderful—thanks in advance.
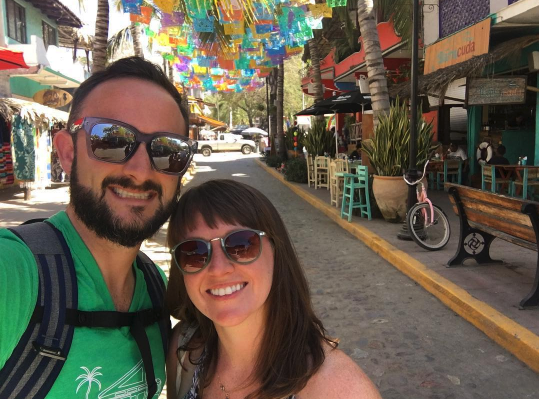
[422,110,439,142]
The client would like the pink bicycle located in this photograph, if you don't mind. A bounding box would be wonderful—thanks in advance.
[404,160,451,251]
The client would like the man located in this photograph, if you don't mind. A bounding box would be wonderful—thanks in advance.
[447,142,469,184]
[348,141,362,160]
[447,142,467,161]
[488,144,510,166]
[0,57,195,398]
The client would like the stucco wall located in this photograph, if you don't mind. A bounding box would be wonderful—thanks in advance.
[3,0,58,45]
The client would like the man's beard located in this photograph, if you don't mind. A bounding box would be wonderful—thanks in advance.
[69,157,179,248]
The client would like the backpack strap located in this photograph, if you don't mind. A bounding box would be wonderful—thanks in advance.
[133,251,170,399]
[0,221,77,399]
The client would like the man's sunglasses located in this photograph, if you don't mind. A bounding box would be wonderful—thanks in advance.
[170,229,267,274]
[69,117,198,175]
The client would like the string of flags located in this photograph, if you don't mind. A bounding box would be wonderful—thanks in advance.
[120,0,348,92]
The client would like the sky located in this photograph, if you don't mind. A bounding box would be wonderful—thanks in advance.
[59,0,131,38]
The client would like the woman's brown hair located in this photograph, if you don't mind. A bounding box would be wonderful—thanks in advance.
[166,179,335,399]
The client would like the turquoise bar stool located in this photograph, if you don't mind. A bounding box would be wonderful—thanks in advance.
[337,165,372,222]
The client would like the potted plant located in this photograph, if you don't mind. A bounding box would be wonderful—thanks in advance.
[361,98,434,222]
[303,119,335,157]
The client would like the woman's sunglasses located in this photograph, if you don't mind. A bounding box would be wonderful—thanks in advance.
[69,117,198,175]
[171,229,267,274]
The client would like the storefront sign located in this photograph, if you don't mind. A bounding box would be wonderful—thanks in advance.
[33,89,72,108]
[466,77,527,105]
[424,19,491,75]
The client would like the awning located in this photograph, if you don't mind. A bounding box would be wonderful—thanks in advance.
[10,67,80,89]
[190,114,227,127]
[0,48,29,70]
[390,34,539,99]
[0,97,68,125]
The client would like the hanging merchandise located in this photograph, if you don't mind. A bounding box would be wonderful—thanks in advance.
[11,115,35,182]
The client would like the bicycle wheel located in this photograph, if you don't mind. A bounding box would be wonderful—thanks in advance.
[407,203,451,251]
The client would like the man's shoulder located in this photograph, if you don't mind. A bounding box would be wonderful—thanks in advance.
[0,228,36,266]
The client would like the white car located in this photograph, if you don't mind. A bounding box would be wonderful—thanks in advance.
[197,133,256,156]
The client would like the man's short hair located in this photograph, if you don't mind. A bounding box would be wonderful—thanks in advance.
[497,145,506,155]
[67,56,188,128]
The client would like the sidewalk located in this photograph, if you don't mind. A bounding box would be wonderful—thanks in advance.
[256,159,539,374]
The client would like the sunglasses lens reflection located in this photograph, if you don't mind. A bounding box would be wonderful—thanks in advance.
[175,230,262,273]
[150,137,191,173]
[90,123,136,162]
[89,123,191,174]
[177,240,209,272]
[224,230,261,263]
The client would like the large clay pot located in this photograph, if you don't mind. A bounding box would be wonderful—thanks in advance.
[372,175,408,223]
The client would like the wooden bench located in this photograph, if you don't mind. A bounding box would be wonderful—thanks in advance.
[445,183,539,309]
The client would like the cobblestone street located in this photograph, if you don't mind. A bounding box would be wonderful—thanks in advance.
[2,153,539,398]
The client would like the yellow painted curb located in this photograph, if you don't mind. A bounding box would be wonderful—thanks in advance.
[256,158,539,373]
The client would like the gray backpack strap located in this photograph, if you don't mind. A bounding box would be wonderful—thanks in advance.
[0,221,77,399]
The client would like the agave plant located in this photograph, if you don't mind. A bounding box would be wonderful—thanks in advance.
[303,120,335,157]
[361,98,434,176]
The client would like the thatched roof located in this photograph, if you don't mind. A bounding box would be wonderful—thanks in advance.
[58,26,94,51]
[390,35,539,99]
[0,98,68,126]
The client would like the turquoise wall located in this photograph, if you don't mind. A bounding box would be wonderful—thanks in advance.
[3,0,58,45]
[10,76,50,98]
[502,130,535,165]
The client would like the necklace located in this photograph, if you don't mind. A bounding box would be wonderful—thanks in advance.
[218,376,231,399]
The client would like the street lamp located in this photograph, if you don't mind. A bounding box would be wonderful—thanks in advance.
[397,0,420,240]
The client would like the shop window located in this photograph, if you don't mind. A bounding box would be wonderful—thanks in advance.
[42,21,57,48]
[6,0,27,44]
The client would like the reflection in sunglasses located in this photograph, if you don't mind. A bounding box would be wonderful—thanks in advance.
[172,229,267,274]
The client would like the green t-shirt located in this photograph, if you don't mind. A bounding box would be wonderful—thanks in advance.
[0,211,167,398]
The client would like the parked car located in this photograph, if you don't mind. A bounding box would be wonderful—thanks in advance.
[197,133,256,156]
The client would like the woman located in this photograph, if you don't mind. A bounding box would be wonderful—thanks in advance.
[166,179,381,399]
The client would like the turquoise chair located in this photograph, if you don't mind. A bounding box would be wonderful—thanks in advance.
[338,165,372,222]
[481,164,511,194]
[437,159,462,190]
[509,168,539,199]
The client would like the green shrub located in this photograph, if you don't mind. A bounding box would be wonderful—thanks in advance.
[284,158,308,183]
[266,155,283,168]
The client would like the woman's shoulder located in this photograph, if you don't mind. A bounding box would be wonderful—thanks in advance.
[297,347,381,399]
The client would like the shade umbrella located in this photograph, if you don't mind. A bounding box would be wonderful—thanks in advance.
[0,48,29,70]
[242,127,268,136]
[319,90,372,157]
[318,89,372,113]
[295,104,332,116]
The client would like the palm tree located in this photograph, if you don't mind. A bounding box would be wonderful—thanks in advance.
[276,62,285,158]
[92,0,109,72]
[308,38,324,105]
[130,22,143,58]
[357,0,391,125]
[76,367,102,399]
